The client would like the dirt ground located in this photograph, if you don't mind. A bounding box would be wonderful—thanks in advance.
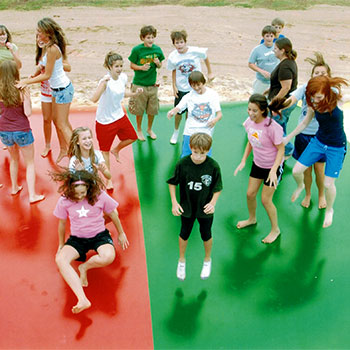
[1,5,350,108]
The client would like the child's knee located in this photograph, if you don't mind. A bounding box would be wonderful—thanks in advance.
[246,190,257,201]
[99,245,116,263]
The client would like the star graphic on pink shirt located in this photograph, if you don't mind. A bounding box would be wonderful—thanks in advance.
[76,205,89,218]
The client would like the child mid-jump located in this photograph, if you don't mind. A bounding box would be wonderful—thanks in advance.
[167,71,222,158]
[0,60,44,203]
[234,94,284,244]
[128,25,165,141]
[91,51,141,189]
[52,169,129,314]
[167,29,214,144]
[68,126,111,182]
[167,133,222,281]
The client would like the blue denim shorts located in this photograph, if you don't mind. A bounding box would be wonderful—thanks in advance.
[51,82,74,104]
[0,130,34,147]
[298,137,346,178]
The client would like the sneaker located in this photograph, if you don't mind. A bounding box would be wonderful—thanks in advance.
[176,261,186,281]
[200,259,212,280]
[170,130,179,145]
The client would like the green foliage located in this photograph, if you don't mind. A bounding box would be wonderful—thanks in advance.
[1,0,350,11]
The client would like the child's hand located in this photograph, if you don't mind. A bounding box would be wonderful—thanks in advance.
[101,75,110,83]
[167,109,176,120]
[261,70,270,79]
[135,87,143,94]
[203,202,215,214]
[173,86,179,98]
[282,136,288,145]
[141,63,151,71]
[207,73,215,82]
[266,170,278,188]
[5,42,13,51]
[93,162,108,173]
[153,57,160,67]
[234,161,245,176]
[16,80,28,90]
[207,120,217,128]
[118,232,129,250]
[73,159,85,171]
[172,202,184,216]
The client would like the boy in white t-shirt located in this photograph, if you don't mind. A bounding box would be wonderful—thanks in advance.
[167,30,214,144]
[167,71,222,158]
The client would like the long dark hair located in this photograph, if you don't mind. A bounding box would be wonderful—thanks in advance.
[275,37,297,60]
[50,169,104,205]
[249,93,281,126]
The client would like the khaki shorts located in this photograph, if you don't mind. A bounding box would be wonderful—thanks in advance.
[128,84,159,116]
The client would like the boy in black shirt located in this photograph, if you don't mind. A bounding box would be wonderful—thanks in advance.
[167,133,222,280]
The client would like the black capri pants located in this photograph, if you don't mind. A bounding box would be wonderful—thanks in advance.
[180,216,214,242]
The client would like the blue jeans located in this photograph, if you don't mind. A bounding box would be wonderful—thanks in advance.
[51,82,74,104]
[272,103,297,156]
[0,130,34,147]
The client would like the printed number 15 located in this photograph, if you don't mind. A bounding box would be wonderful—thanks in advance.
[188,181,202,191]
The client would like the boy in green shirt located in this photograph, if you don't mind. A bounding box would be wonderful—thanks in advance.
[128,25,165,141]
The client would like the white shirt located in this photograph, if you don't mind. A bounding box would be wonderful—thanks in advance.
[96,72,127,125]
[167,46,207,92]
[177,87,221,136]
[69,150,105,173]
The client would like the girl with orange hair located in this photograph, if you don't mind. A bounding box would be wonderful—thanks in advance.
[284,75,348,228]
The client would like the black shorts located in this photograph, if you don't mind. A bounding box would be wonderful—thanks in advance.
[180,216,213,242]
[174,90,190,114]
[250,161,284,186]
[65,229,114,262]
[293,133,326,162]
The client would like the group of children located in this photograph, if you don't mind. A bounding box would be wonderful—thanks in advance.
[0,17,348,312]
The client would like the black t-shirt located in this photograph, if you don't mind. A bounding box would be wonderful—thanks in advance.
[167,156,223,218]
[268,59,298,100]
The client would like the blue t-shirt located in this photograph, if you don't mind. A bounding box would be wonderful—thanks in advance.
[248,44,279,83]
[291,84,319,135]
[315,106,346,147]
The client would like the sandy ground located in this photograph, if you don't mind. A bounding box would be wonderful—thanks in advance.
[1,5,350,108]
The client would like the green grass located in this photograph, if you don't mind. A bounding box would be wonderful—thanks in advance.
[1,0,350,11]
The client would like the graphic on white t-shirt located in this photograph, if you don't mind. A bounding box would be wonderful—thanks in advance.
[192,103,212,123]
[178,59,197,76]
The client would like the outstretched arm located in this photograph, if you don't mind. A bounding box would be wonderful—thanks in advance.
[106,209,129,250]
[234,141,252,176]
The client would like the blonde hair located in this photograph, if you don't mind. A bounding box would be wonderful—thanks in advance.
[0,60,21,107]
[68,127,98,168]
[190,133,212,151]
[103,51,123,69]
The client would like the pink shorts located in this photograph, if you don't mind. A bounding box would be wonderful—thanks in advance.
[96,115,137,151]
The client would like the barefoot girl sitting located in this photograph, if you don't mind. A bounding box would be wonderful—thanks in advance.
[52,169,129,314]
[234,94,284,244]
[68,126,111,182]
[0,60,44,203]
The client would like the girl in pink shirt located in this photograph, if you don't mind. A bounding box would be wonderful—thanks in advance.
[52,169,129,314]
[234,94,284,244]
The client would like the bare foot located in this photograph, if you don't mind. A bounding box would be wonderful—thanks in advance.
[147,129,157,140]
[56,151,67,164]
[262,229,281,244]
[291,185,305,202]
[72,299,91,314]
[11,185,23,195]
[41,147,51,158]
[137,131,145,141]
[236,218,257,229]
[0,184,3,188]
[78,264,88,287]
[111,149,121,163]
[30,194,45,204]
[301,194,311,208]
[323,209,334,228]
[318,195,327,209]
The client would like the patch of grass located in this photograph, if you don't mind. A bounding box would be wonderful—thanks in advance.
[1,0,350,11]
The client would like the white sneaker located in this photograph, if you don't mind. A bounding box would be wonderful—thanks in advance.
[200,259,212,280]
[170,130,179,144]
[177,261,186,281]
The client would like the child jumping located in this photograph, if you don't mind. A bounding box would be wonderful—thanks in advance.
[167,71,222,158]
[128,25,165,141]
[0,60,44,203]
[68,126,111,182]
[91,51,141,189]
[52,169,129,314]
[234,94,284,244]
[167,29,214,144]
[167,133,222,281]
